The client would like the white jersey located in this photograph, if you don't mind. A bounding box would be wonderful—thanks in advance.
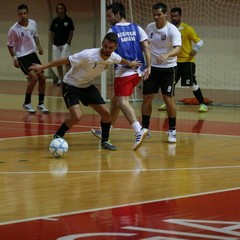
[146,21,181,68]
[7,19,38,58]
[108,22,148,77]
[64,48,122,88]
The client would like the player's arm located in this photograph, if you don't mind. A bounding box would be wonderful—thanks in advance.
[141,39,151,80]
[168,45,182,57]
[157,45,181,64]
[67,30,74,45]
[190,39,204,56]
[34,36,44,55]
[29,58,69,73]
[120,58,142,69]
[7,45,20,68]
[189,26,204,56]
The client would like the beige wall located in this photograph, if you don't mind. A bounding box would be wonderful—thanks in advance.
[1,0,100,81]
[1,0,240,92]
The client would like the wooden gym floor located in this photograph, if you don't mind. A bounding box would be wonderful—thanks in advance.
[0,80,239,239]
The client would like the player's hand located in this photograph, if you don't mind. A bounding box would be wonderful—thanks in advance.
[38,49,44,55]
[130,59,142,69]
[13,59,20,68]
[29,63,44,73]
[143,66,151,80]
[156,54,168,64]
[190,50,197,56]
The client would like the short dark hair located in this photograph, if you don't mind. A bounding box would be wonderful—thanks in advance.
[103,32,118,44]
[170,7,182,15]
[106,2,126,19]
[152,2,167,13]
[17,4,28,12]
[56,3,67,13]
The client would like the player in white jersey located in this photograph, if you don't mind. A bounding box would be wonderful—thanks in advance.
[7,4,49,114]
[30,32,141,151]
[91,2,151,151]
[158,7,208,113]
[141,2,181,143]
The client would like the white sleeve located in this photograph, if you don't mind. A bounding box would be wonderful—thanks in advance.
[138,26,148,42]
[111,52,122,64]
[172,26,182,47]
[69,50,86,67]
[7,29,15,47]
[31,20,39,37]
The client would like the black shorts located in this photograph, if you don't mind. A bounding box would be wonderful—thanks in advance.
[143,66,177,96]
[17,52,41,75]
[62,83,106,108]
[176,62,197,86]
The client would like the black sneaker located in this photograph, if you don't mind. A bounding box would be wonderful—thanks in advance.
[53,134,61,139]
[101,140,117,151]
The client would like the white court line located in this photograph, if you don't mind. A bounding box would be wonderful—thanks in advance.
[0,164,240,175]
[0,187,239,226]
[0,125,240,140]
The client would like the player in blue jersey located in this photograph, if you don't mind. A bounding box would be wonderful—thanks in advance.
[91,2,151,151]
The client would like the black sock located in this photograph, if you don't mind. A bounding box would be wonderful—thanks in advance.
[142,115,150,129]
[24,93,31,104]
[55,122,70,137]
[168,117,176,130]
[101,122,111,143]
[38,93,45,105]
[193,88,204,104]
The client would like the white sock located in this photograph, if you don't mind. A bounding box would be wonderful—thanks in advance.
[132,121,142,135]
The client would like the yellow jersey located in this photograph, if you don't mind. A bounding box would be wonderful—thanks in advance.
[177,22,201,63]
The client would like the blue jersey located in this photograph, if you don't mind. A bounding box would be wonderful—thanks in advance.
[110,23,146,71]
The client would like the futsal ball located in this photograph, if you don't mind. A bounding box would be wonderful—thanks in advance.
[49,138,69,158]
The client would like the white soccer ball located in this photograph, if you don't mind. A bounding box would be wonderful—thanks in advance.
[49,138,69,158]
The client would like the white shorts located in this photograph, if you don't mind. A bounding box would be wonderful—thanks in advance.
[52,43,71,60]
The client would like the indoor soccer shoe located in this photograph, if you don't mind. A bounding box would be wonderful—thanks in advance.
[199,104,208,112]
[146,130,151,139]
[91,129,102,140]
[133,128,148,151]
[101,140,117,151]
[168,129,177,143]
[37,104,49,113]
[158,103,167,111]
[23,103,36,113]
[53,134,62,139]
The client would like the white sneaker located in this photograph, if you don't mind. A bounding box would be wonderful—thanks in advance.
[146,130,151,139]
[168,129,177,143]
[91,129,102,140]
[133,128,148,151]
[23,103,36,113]
[158,103,167,111]
[37,104,49,113]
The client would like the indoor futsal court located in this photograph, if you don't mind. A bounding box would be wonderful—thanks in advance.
[0,80,239,240]
[1,0,239,239]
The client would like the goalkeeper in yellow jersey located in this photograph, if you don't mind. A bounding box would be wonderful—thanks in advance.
[158,7,208,113]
